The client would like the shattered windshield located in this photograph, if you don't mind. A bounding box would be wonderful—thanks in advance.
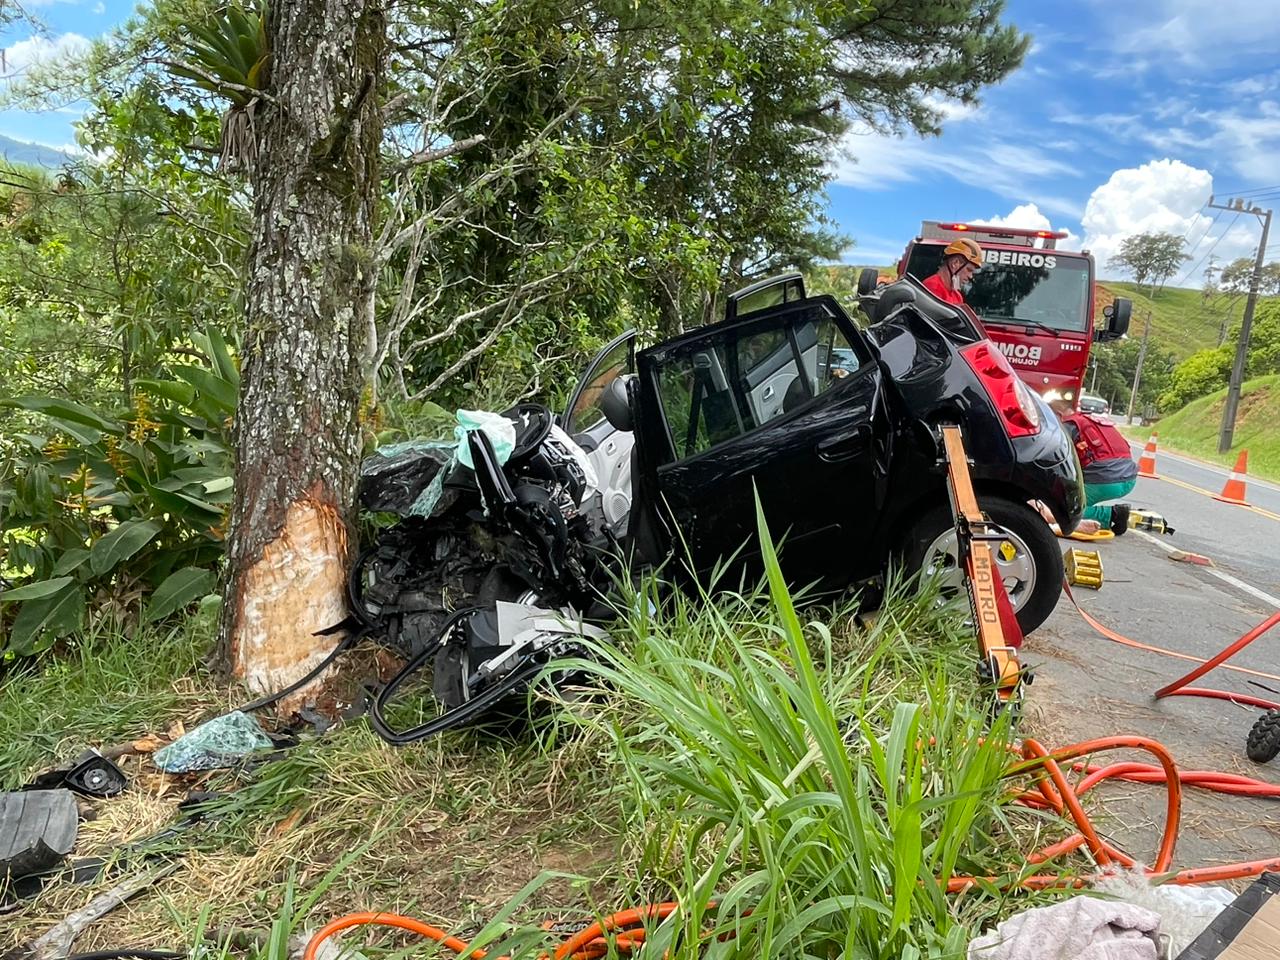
[906,245,1092,334]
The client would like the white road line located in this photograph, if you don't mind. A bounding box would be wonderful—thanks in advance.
[1132,528,1280,609]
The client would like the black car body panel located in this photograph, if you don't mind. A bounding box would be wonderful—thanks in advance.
[631,278,1083,589]
[353,275,1084,659]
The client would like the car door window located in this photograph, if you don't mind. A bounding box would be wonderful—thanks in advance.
[800,315,862,399]
[567,335,631,435]
[656,344,745,458]
[655,304,861,459]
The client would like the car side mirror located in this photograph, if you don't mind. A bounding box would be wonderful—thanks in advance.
[1096,298,1131,342]
[600,374,634,432]
[857,267,881,297]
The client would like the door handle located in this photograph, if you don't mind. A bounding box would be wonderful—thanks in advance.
[817,425,871,461]
[762,384,775,401]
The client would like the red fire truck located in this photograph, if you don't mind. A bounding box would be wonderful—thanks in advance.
[887,221,1132,406]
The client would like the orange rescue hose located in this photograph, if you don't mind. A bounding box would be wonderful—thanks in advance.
[302,592,1280,959]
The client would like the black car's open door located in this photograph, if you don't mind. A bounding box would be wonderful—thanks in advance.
[634,295,890,591]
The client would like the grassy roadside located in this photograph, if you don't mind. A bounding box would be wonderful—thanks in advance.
[1097,282,1261,361]
[1123,375,1280,483]
[2,536,1073,958]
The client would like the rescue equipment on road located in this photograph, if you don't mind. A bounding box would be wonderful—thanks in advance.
[1063,547,1103,589]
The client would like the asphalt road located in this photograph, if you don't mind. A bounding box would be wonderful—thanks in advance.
[1023,441,1280,874]
[1124,439,1280,602]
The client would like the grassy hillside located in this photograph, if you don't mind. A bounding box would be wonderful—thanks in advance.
[1140,374,1280,482]
[1096,281,1247,360]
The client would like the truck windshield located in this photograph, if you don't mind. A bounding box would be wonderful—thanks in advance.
[906,245,1092,334]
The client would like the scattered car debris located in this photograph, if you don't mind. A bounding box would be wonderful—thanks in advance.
[0,863,179,960]
[1169,550,1214,567]
[0,790,78,894]
[25,750,128,799]
[152,711,273,773]
[367,601,606,746]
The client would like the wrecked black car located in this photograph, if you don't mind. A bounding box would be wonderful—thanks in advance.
[353,273,1084,670]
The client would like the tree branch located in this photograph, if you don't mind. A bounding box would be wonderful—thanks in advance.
[398,133,486,169]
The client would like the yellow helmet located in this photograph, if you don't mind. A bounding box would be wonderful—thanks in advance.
[943,237,984,268]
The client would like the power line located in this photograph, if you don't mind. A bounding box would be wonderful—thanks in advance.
[1176,206,1223,277]
[1215,184,1280,198]
[1175,210,1239,288]
[1206,196,1272,453]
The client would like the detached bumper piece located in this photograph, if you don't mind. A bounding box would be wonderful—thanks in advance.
[1,789,78,896]
[368,602,604,746]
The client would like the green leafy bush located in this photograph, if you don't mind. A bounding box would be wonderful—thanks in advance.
[0,328,236,656]
[1159,345,1232,412]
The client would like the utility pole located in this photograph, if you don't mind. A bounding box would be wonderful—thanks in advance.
[1126,306,1153,423]
[1207,196,1273,452]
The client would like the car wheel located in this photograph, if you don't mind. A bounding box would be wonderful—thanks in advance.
[902,495,1064,636]
[1247,710,1280,764]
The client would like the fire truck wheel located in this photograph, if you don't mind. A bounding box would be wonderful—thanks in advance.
[902,495,1064,636]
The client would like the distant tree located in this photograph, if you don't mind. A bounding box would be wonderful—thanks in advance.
[1108,231,1189,422]
[1157,300,1280,412]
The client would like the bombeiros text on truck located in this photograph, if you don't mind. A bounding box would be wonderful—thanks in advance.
[868,221,1133,407]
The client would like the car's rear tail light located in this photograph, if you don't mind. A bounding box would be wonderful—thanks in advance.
[960,341,1041,438]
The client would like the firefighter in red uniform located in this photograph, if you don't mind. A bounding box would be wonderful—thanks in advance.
[923,238,984,305]
[1041,399,1136,535]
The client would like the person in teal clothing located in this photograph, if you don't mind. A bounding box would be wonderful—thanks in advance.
[1049,398,1135,535]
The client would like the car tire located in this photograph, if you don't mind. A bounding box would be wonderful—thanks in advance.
[1247,710,1280,764]
[901,495,1064,636]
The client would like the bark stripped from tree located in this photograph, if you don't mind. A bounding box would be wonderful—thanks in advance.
[218,0,384,704]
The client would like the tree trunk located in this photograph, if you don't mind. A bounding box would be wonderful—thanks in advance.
[217,0,384,703]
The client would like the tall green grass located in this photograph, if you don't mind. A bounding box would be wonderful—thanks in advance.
[554,505,1052,959]
[1137,374,1280,482]
[0,602,219,787]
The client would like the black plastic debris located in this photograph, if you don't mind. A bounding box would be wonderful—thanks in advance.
[358,442,455,515]
[0,790,78,885]
[26,751,127,799]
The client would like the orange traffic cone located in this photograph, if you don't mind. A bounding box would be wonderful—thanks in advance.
[1213,449,1251,506]
[1137,433,1159,479]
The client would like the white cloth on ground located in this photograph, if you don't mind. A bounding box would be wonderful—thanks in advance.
[967,896,1162,960]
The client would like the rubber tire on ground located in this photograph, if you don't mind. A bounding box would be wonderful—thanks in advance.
[1247,710,1280,763]
[901,495,1064,636]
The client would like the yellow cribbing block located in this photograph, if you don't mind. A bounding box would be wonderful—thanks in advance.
[1064,547,1103,589]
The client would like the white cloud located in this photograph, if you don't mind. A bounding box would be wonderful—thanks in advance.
[830,126,1085,220]
[1203,101,1280,184]
[2,33,92,78]
[1101,0,1280,68]
[1080,159,1262,285]
[971,203,1080,247]
[93,1,106,12]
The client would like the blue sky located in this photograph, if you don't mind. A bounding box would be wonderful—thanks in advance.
[4,0,1280,284]
[826,0,1280,280]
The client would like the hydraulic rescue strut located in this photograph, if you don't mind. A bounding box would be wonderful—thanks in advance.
[939,425,1025,710]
